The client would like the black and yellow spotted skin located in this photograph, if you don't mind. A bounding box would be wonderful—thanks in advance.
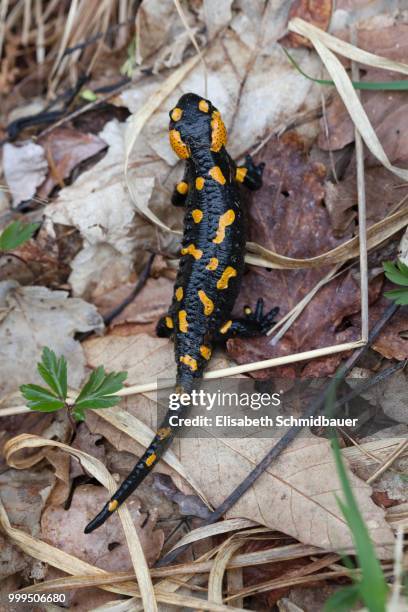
[84,93,277,534]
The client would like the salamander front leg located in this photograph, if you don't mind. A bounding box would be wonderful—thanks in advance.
[216,299,279,340]
[171,168,190,206]
[156,315,174,338]
[235,154,265,191]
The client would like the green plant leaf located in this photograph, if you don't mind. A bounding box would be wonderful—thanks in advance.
[324,584,361,611]
[37,347,68,399]
[80,88,98,102]
[384,288,408,305]
[20,384,65,412]
[397,260,408,276]
[74,366,127,411]
[0,221,40,251]
[383,261,408,286]
[283,48,408,90]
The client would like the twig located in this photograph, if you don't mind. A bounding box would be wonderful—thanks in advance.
[156,302,399,567]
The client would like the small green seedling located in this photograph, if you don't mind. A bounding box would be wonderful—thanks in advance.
[0,220,40,251]
[324,434,388,612]
[21,347,127,422]
[383,260,408,305]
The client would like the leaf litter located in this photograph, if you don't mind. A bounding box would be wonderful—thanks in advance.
[1,0,408,608]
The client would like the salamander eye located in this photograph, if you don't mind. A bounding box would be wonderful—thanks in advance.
[198,99,209,113]
[169,129,190,159]
[210,110,227,152]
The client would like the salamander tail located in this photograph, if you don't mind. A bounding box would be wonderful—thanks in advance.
[84,382,192,533]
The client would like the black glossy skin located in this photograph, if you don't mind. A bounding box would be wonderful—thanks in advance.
[84,93,277,534]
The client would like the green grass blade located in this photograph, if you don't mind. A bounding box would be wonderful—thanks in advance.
[331,435,388,611]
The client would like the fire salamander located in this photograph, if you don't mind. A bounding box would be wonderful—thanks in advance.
[84,92,278,533]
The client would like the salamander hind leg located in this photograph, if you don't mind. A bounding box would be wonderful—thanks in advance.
[235,154,265,191]
[216,299,279,340]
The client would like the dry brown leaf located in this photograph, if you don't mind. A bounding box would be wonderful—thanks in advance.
[0,467,54,578]
[279,0,333,48]
[324,165,408,236]
[3,141,48,206]
[41,485,164,570]
[175,435,394,558]
[37,127,107,198]
[352,294,408,361]
[93,277,174,327]
[0,281,103,395]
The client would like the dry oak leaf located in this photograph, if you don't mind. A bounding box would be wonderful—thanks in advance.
[228,133,381,377]
[41,485,164,570]
[175,434,393,558]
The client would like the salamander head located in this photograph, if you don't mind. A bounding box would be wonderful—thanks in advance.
[169,92,227,159]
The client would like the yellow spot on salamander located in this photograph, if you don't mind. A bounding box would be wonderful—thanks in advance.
[213,209,235,244]
[175,286,183,301]
[200,345,212,360]
[210,110,227,152]
[180,355,198,371]
[199,99,209,112]
[171,107,183,121]
[165,316,173,329]
[108,500,119,512]
[217,266,237,290]
[196,176,205,190]
[236,167,248,183]
[198,290,214,316]
[220,320,232,334]
[157,427,171,440]
[206,257,219,271]
[176,181,188,195]
[192,209,203,223]
[169,129,190,159]
[209,166,226,185]
[178,310,188,332]
[244,306,252,315]
[146,453,157,467]
[181,244,203,260]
